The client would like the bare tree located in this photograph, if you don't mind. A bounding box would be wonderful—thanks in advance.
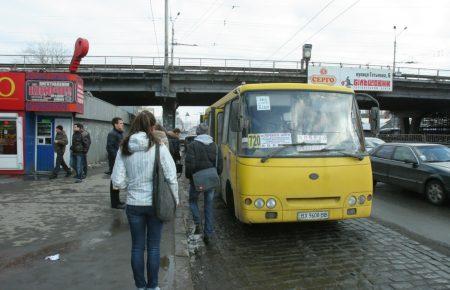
[23,40,69,65]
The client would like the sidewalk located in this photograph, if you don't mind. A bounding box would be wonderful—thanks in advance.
[0,165,193,290]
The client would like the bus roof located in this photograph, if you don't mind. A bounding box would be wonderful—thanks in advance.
[209,83,354,109]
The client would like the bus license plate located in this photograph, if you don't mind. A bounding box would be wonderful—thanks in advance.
[297,211,329,221]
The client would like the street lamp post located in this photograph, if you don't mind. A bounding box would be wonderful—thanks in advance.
[393,25,407,75]
[301,44,312,71]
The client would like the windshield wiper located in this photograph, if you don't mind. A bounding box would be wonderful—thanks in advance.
[260,142,327,163]
[299,147,366,161]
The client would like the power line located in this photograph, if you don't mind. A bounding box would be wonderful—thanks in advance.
[282,0,361,60]
[211,5,239,46]
[149,0,160,58]
[266,0,336,60]
[180,0,225,40]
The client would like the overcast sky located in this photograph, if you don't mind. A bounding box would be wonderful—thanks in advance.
[1,0,450,69]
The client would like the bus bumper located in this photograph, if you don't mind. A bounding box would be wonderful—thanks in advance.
[240,206,372,224]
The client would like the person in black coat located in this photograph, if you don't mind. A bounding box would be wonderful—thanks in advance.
[106,117,125,209]
[185,123,223,244]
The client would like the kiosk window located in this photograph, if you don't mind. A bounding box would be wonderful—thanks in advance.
[37,122,52,145]
[0,119,17,155]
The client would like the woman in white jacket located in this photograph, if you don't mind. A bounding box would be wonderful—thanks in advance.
[112,110,178,290]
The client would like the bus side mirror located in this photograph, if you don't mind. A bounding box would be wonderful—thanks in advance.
[230,101,240,132]
[369,107,380,136]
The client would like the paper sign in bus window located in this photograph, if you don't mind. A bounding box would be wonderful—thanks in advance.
[297,135,327,144]
[247,133,291,148]
[256,96,271,111]
[297,135,327,151]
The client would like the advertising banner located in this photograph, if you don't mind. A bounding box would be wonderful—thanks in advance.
[25,72,84,113]
[308,66,393,92]
[0,72,25,111]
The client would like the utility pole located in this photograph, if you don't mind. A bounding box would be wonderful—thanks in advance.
[393,25,407,75]
[164,0,169,72]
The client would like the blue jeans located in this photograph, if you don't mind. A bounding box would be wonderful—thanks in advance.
[189,183,215,237]
[126,205,163,289]
[71,154,83,179]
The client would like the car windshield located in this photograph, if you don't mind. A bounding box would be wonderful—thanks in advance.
[240,90,364,157]
[415,146,450,162]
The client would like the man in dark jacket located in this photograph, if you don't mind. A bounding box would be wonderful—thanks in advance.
[185,123,223,244]
[106,117,125,209]
[80,125,91,179]
[50,125,71,179]
[168,128,182,173]
[70,123,88,182]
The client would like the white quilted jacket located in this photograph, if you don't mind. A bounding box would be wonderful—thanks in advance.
[111,132,179,206]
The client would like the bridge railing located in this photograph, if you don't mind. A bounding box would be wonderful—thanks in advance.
[380,134,450,145]
[1,54,450,78]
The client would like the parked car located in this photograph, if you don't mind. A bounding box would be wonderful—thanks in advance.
[370,143,450,205]
[365,137,385,152]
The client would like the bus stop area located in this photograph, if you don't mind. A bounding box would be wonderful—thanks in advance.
[0,163,449,290]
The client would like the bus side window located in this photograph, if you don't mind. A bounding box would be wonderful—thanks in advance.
[217,112,224,145]
[223,103,230,145]
[228,100,238,152]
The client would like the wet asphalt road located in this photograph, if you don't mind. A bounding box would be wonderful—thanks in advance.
[0,166,175,290]
[372,182,450,252]
[187,186,450,290]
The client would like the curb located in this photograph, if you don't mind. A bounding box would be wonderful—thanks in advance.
[174,188,194,290]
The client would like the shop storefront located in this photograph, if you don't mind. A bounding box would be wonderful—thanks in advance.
[0,72,25,174]
[25,72,84,173]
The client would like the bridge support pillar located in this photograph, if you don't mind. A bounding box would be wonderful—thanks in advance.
[410,116,422,134]
[162,98,177,130]
[400,117,410,134]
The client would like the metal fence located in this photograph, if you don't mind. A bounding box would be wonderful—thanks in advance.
[380,134,450,145]
[1,54,450,78]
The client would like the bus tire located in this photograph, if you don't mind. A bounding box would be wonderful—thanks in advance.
[226,181,235,216]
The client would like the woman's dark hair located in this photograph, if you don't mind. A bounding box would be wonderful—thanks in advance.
[121,110,158,156]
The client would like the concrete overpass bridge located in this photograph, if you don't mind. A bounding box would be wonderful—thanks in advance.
[1,55,450,131]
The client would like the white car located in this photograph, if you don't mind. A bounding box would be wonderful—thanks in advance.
[365,137,385,152]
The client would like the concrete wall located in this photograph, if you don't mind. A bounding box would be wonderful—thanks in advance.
[74,92,133,165]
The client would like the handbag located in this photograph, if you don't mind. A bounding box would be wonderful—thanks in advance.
[192,144,220,192]
[152,143,177,222]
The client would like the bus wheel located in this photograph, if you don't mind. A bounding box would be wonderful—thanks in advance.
[226,182,235,216]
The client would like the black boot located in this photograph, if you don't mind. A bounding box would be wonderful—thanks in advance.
[49,174,57,180]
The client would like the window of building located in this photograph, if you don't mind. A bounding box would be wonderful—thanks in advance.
[0,119,17,155]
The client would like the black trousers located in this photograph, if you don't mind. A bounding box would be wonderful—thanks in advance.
[110,180,122,208]
[53,152,70,175]
[108,154,115,173]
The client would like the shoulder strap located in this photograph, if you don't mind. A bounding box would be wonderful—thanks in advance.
[153,143,159,177]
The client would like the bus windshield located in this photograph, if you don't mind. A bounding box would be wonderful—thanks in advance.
[241,90,364,157]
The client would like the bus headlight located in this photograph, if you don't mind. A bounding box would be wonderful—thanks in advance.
[254,198,265,209]
[348,196,357,206]
[358,195,366,204]
[266,198,276,209]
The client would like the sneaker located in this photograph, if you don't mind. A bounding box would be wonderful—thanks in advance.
[104,171,111,175]
[194,224,201,235]
[74,179,82,183]
[81,175,86,180]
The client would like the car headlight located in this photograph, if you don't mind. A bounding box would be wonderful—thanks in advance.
[266,198,276,209]
[254,198,265,209]
[358,195,366,204]
[348,196,357,206]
